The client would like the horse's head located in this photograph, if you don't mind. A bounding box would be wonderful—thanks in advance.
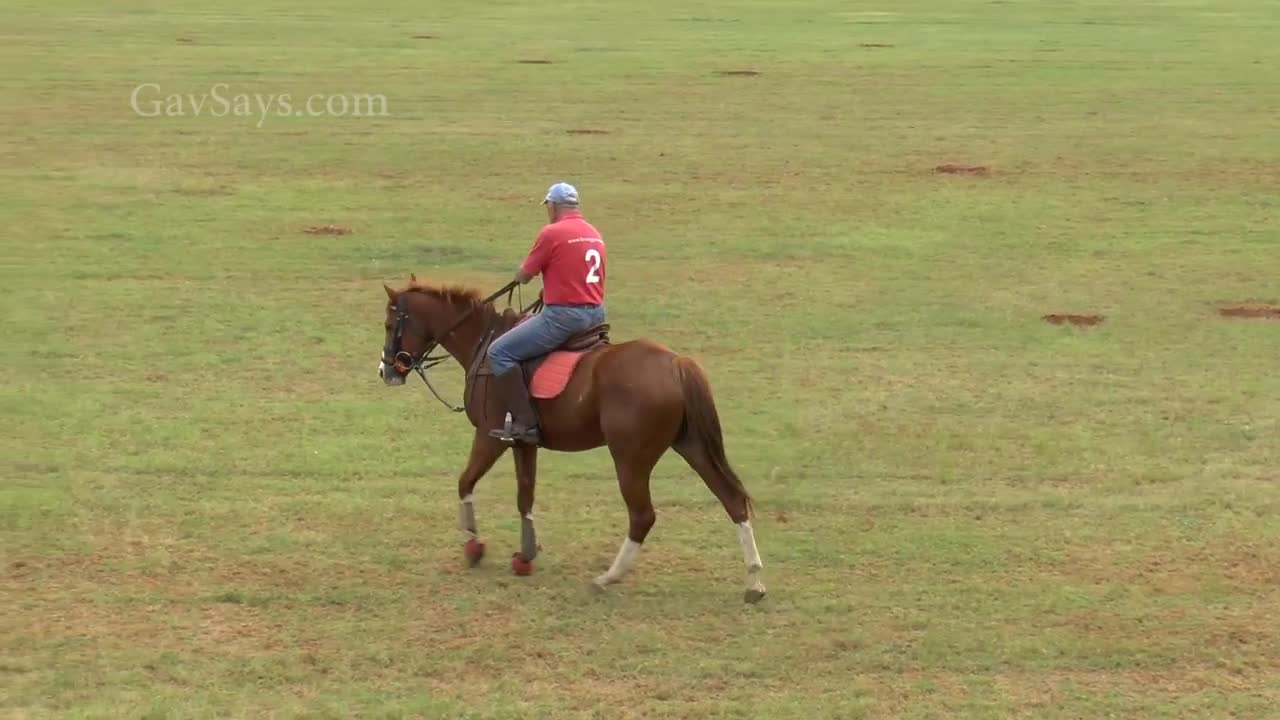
[377,276,432,386]
[377,275,493,387]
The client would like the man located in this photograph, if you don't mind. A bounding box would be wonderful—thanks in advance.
[486,181,607,445]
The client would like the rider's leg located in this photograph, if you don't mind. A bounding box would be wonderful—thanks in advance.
[486,304,607,444]
[487,312,563,444]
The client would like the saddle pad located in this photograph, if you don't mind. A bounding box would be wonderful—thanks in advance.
[529,350,588,399]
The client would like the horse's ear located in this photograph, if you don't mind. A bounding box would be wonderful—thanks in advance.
[383,283,397,301]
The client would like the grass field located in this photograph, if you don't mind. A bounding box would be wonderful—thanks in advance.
[3,0,1280,717]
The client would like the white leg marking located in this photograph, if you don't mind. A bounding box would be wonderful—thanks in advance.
[458,494,477,542]
[737,521,766,593]
[594,538,642,587]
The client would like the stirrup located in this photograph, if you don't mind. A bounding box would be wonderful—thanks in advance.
[488,412,540,445]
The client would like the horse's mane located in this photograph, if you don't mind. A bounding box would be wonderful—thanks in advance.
[391,277,517,330]
[399,278,485,308]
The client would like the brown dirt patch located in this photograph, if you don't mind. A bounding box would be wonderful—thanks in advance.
[411,34,437,40]
[717,70,760,76]
[860,43,895,48]
[566,129,609,135]
[195,604,282,653]
[176,37,194,44]
[518,59,553,65]
[303,225,352,236]
[1042,313,1105,327]
[1219,304,1280,319]
[1055,541,1280,596]
[934,164,991,176]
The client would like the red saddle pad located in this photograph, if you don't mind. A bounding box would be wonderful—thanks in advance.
[530,351,589,399]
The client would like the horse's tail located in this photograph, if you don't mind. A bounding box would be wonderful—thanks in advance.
[674,355,753,517]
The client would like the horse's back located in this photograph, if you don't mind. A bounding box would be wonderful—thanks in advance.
[535,337,683,450]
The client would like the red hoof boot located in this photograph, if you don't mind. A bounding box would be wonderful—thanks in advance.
[511,552,534,576]
[464,539,486,567]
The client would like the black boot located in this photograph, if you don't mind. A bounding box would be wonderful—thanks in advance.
[488,369,541,445]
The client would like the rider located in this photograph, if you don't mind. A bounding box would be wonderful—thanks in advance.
[486,181,607,445]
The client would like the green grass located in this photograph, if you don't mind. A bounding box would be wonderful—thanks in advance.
[3,0,1279,717]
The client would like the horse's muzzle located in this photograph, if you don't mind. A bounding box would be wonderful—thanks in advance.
[378,358,406,386]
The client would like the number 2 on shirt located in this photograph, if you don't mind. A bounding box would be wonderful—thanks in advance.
[584,248,602,284]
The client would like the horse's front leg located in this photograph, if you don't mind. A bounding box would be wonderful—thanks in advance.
[510,444,539,575]
[457,430,507,567]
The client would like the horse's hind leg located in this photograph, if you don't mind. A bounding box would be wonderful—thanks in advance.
[457,430,507,567]
[673,439,766,604]
[591,439,666,592]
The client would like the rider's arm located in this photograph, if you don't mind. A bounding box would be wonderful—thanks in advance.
[517,227,553,284]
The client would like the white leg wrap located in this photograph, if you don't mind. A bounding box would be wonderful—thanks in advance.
[458,494,477,542]
[737,521,766,593]
[595,538,642,586]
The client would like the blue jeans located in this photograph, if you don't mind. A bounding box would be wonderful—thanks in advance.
[487,304,606,376]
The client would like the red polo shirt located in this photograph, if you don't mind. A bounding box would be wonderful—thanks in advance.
[520,210,606,306]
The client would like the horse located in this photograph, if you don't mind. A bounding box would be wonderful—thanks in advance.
[376,275,767,603]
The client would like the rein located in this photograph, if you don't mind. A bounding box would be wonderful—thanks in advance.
[393,281,542,413]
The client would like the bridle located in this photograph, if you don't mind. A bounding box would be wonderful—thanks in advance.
[383,280,542,412]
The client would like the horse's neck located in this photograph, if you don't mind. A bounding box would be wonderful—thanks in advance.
[433,300,499,368]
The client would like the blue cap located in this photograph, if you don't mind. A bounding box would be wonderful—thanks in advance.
[542,182,579,206]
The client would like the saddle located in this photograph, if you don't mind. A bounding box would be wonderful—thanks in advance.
[468,318,611,399]
[552,324,611,353]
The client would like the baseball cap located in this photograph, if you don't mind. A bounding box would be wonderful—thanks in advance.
[542,182,579,206]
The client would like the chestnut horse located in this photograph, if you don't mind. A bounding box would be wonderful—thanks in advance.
[376,275,767,603]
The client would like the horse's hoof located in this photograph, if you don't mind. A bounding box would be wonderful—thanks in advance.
[744,589,767,604]
[464,539,485,567]
[587,578,609,594]
[511,552,534,576]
